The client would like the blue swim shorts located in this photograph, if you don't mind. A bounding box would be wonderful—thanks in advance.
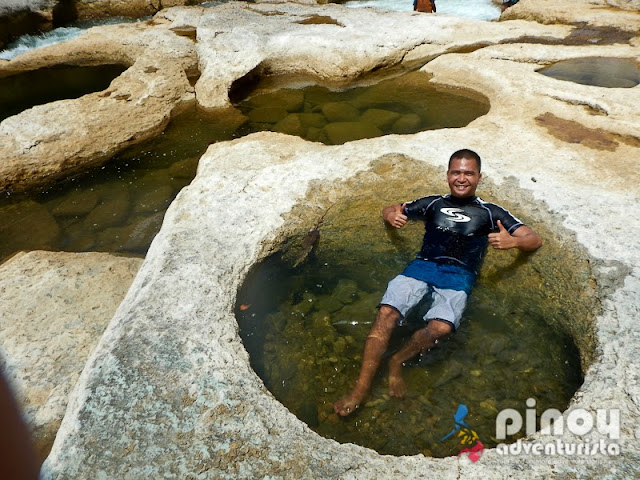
[379,275,468,330]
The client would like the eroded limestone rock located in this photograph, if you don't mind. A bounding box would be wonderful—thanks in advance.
[0,0,636,477]
[0,251,142,463]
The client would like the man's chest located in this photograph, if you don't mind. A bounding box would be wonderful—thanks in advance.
[427,203,493,236]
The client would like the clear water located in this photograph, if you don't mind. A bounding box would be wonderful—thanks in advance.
[236,161,591,457]
[0,71,490,263]
[343,0,502,21]
[537,57,640,88]
[0,107,238,261]
[234,71,489,145]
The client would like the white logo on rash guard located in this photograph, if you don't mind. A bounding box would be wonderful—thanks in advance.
[441,207,471,222]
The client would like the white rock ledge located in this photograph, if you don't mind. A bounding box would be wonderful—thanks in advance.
[43,124,639,477]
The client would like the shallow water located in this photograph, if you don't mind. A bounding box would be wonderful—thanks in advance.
[0,71,490,262]
[236,160,592,457]
[234,71,489,145]
[0,64,127,123]
[0,108,237,261]
[537,57,640,88]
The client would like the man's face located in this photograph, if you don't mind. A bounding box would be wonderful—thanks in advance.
[447,157,482,198]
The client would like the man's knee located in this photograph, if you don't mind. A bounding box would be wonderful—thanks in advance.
[371,305,400,333]
[377,304,401,323]
[426,318,454,339]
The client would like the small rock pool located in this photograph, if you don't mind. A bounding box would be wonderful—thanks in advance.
[236,158,597,457]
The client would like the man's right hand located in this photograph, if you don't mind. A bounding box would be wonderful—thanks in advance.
[383,204,408,229]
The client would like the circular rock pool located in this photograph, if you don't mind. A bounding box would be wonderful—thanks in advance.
[236,158,598,457]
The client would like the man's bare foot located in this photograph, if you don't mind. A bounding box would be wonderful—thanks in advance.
[388,359,407,398]
[388,373,407,398]
[333,391,367,416]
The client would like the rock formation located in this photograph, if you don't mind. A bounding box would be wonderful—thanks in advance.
[0,0,638,478]
[0,251,142,464]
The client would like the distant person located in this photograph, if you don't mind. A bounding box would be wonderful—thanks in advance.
[0,368,39,479]
[333,149,542,416]
[414,0,436,13]
[501,0,519,11]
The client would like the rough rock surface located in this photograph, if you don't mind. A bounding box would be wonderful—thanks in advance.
[0,251,142,463]
[0,19,197,192]
[0,0,637,478]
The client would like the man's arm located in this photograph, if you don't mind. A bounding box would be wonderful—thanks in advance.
[382,204,408,229]
[488,220,542,252]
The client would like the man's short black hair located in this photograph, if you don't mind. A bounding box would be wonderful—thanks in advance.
[448,149,482,172]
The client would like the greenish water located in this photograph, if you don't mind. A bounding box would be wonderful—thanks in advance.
[537,57,640,88]
[0,71,490,263]
[233,71,490,145]
[236,162,590,458]
[0,64,128,123]
[0,108,237,261]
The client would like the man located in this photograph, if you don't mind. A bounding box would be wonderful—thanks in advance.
[414,0,436,13]
[333,149,542,416]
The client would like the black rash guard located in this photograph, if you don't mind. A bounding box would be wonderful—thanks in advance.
[403,194,523,274]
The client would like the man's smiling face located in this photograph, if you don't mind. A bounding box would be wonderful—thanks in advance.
[447,157,482,199]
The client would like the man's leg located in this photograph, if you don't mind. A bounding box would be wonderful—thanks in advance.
[387,319,453,398]
[388,286,467,397]
[333,305,400,416]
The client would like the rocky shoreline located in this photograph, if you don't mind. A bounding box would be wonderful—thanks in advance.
[0,0,638,478]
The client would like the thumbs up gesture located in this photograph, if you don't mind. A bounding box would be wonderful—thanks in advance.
[488,220,517,250]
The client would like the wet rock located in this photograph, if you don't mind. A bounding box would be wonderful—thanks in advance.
[306,126,329,143]
[50,189,100,217]
[298,113,327,129]
[323,121,383,144]
[247,89,305,112]
[316,295,344,313]
[274,114,306,137]
[292,292,315,315]
[121,211,166,252]
[0,199,60,259]
[84,188,131,231]
[167,156,199,180]
[333,279,358,305]
[359,108,401,130]
[321,102,360,122]
[248,106,289,124]
[392,113,422,134]
[0,250,141,463]
[132,185,174,214]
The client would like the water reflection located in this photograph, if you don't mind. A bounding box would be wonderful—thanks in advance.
[537,57,640,88]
